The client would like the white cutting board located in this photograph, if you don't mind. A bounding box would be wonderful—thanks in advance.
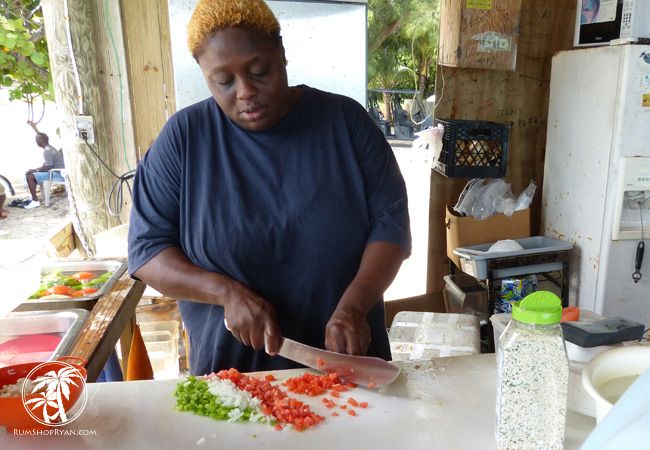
[0,355,594,449]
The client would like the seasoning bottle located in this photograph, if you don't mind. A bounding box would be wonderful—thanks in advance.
[495,291,569,450]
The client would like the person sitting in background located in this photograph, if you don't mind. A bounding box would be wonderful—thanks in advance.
[0,183,7,219]
[23,133,65,209]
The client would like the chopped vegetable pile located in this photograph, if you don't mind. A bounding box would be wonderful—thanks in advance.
[283,372,355,396]
[29,270,113,300]
[174,368,369,431]
[175,376,273,424]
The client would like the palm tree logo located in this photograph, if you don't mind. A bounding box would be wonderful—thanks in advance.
[20,361,88,427]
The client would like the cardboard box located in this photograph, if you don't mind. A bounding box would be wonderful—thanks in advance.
[439,0,523,71]
[445,206,531,268]
[384,292,446,328]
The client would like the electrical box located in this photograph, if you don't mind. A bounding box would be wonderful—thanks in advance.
[612,157,650,240]
[75,115,95,145]
[438,0,523,71]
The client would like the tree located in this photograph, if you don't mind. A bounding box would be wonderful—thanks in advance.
[402,1,440,96]
[367,0,409,53]
[367,0,440,105]
[0,0,51,126]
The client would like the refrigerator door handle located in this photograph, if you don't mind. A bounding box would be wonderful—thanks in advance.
[633,241,644,283]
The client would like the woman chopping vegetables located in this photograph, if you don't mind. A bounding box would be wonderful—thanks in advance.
[127,0,411,375]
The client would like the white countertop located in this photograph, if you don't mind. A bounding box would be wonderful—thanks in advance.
[0,354,596,449]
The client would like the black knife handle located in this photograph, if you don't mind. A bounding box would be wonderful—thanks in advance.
[636,242,645,271]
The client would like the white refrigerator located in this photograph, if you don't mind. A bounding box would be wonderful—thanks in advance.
[542,44,650,324]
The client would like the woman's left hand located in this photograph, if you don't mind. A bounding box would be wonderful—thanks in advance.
[325,242,408,356]
[325,308,370,355]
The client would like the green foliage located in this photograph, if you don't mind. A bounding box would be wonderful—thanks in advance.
[0,1,52,102]
[368,0,440,96]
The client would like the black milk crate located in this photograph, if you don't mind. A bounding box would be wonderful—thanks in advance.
[433,119,509,178]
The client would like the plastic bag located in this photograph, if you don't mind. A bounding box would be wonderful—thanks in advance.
[411,124,444,167]
[516,180,537,211]
[454,178,517,219]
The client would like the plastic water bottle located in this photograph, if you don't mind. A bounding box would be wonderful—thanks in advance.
[495,291,569,450]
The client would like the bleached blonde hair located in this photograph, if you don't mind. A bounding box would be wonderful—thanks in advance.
[187,0,281,57]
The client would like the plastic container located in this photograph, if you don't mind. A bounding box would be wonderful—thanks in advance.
[582,346,650,422]
[140,320,179,380]
[492,309,622,418]
[432,119,509,178]
[442,274,488,323]
[453,236,573,279]
[495,292,569,450]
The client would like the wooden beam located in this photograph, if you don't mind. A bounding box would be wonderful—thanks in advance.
[68,271,145,382]
[120,0,176,159]
[428,0,577,292]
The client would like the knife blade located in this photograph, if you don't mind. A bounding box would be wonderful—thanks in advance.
[277,337,400,388]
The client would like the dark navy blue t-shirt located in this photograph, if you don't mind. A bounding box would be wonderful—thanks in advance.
[128,86,411,375]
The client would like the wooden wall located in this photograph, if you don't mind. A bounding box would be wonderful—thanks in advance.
[427,0,578,292]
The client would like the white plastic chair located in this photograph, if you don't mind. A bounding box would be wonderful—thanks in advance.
[41,168,67,206]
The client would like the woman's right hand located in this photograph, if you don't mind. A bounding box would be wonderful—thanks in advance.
[221,278,282,355]
[132,247,283,355]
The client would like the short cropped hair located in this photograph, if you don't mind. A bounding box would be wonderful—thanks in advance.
[187,0,281,58]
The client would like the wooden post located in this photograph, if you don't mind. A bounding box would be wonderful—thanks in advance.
[120,0,176,159]
[40,0,137,253]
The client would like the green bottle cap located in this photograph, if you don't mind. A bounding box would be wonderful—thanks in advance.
[512,291,562,325]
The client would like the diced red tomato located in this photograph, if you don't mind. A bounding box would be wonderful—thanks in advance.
[367,382,376,389]
[359,401,368,408]
[340,405,347,410]
[348,409,357,416]
[330,391,340,398]
[265,374,277,382]
[332,412,339,417]
[347,397,359,407]
[316,357,326,367]
[71,271,95,280]
[72,287,99,298]
[216,369,324,431]
[283,372,354,396]
[50,285,74,296]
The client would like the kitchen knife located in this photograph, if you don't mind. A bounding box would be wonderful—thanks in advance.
[277,337,400,388]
